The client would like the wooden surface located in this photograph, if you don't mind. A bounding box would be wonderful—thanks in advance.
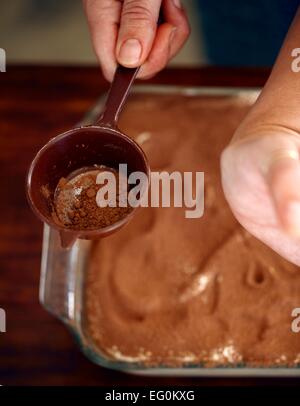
[0,65,299,386]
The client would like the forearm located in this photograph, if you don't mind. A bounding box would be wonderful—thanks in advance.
[235,7,300,138]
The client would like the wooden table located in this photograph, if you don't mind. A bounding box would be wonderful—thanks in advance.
[0,65,298,386]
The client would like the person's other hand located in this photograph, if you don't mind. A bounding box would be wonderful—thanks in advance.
[221,125,300,266]
[83,0,190,81]
[221,8,300,267]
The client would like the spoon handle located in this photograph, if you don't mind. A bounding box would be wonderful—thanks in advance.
[97,65,139,128]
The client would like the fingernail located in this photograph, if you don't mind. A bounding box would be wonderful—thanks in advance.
[173,0,182,8]
[285,200,300,237]
[118,39,142,66]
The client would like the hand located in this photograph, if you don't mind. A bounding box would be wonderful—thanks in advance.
[221,125,300,266]
[221,8,300,266]
[83,0,190,81]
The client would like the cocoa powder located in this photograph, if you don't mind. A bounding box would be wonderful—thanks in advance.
[85,93,300,368]
[53,167,132,230]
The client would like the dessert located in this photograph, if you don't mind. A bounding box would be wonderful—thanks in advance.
[85,92,300,367]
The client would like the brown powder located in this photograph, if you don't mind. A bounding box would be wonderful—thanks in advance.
[84,93,300,368]
[53,167,132,230]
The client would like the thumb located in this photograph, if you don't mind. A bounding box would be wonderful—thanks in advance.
[116,0,161,67]
[268,142,300,237]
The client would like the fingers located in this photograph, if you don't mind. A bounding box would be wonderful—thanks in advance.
[83,0,121,81]
[161,0,190,59]
[84,0,190,81]
[116,0,162,68]
[138,23,176,79]
[268,146,300,237]
[222,131,300,239]
[138,0,190,79]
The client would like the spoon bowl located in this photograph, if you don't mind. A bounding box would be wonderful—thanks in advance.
[26,66,150,245]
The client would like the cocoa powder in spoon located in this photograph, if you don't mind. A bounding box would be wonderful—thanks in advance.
[53,167,132,230]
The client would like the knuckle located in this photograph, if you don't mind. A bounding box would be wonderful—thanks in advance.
[122,1,155,26]
[181,22,191,39]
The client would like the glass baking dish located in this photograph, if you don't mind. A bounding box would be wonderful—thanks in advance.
[39,85,300,377]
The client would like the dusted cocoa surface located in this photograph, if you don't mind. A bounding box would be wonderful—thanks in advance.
[85,93,300,368]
